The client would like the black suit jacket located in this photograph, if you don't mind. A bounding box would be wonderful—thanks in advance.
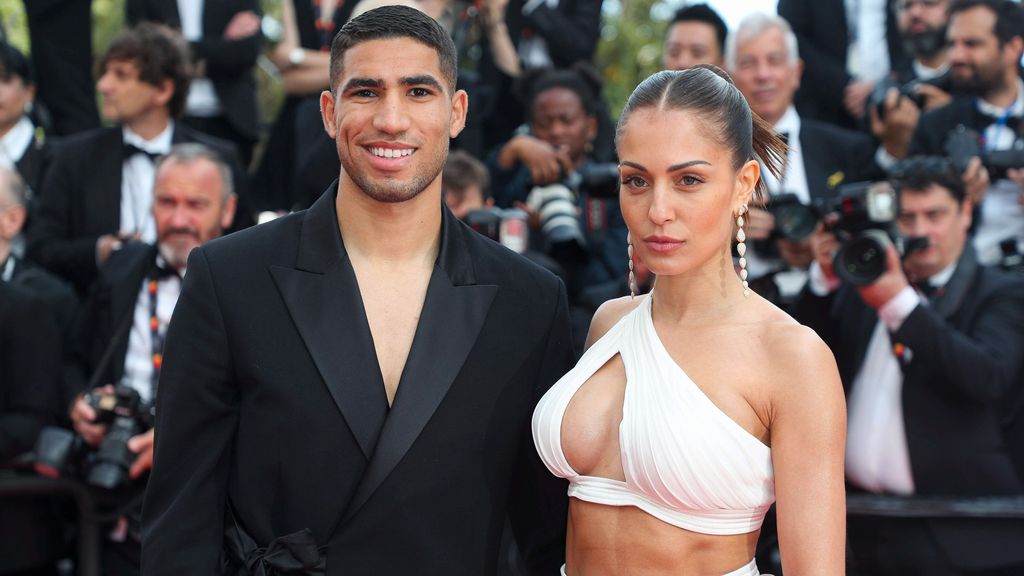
[141,186,573,575]
[67,242,158,397]
[798,118,883,201]
[778,0,906,129]
[26,124,248,292]
[795,247,1024,569]
[907,95,1006,156]
[126,0,262,140]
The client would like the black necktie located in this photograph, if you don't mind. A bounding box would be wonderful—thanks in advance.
[124,143,162,163]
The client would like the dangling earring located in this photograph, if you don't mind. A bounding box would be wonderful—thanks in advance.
[627,232,637,299]
[736,205,750,298]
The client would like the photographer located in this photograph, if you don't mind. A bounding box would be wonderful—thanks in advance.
[65,144,236,575]
[489,64,624,298]
[898,0,1024,267]
[795,157,1024,575]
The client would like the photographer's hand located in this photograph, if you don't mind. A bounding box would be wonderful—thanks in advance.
[963,157,990,204]
[915,83,952,112]
[498,135,573,185]
[844,79,874,120]
[745,207,775,240]
[870,87,919,159]
[855,243,909,310]
[128,428,155,479]
[69,384,114,447]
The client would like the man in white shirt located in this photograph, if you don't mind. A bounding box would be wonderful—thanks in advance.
[26,23,246,294]
[796,157,1024,575]
[67,143,236,576]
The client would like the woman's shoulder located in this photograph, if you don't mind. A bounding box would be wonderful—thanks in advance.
[584,295,645,350]
[750,303,842,401]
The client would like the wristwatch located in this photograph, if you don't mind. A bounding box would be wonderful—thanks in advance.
[288,47,306,67]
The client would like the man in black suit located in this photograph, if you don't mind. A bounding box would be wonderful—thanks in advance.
[126,0,262,168]
[142,7,572,575]
[902,0,1024,267]
[26,23,249,295]
[796,158,1024,575]
[728,12,882,304]
[778,0,907,129]
[0,281,64,576]
[68,143,236,575]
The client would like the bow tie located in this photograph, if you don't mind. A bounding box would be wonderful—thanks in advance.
[913,279,941,300]
[777,131,790,145]
[124,143,164,163]
[150,259,181,280]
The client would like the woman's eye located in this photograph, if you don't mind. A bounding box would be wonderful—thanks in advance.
[622,175,648,188]
[680,175,703,186]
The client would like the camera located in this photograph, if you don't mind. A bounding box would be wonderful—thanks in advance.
[563,162,620,199]
[821,181,928,285]
[764,193,819,241]
[868,74,951,120]
[523,162,620,254]
[465,207,529,254]
[34,386,155,489]
[944,125,1024,180]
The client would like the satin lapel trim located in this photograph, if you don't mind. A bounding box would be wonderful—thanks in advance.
[341,266,498,522]
[270,259,388,460]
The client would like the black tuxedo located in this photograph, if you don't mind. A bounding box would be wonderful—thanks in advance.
[15,134,51,196]
[67,242,159,396]
[141,185,573,575]
[778,0,907,129]
[908,95,1012,157]
[798,118,883,201]
[126,0,262,152]
[26,124,249,293]
[795,247,1024,570]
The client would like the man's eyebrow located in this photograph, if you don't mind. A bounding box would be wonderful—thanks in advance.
[341,77,384,93]
[401,75,444,92]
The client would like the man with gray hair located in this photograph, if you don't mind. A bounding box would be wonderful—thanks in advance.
[66,142,236,576]
[727,12,882,305]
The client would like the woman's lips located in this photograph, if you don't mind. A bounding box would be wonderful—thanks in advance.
[643,235,685,253]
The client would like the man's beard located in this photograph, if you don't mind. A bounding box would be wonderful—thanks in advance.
[343,141,448,204]
[902,24,947,60]
[950,61,1005,97]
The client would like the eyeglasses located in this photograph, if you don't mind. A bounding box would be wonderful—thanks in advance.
[895,0,945,11]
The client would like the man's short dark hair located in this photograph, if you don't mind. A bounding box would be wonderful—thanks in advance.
[443,150,489,200]
[330,5,457,92]
[100,23,193,118]
[892,156,967,204]
[668,4,728,56]
[949,0,1024,46]
[0,42,32,86]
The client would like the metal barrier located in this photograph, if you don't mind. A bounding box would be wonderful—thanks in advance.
[0,474,100,576]
[846,493,1024,519]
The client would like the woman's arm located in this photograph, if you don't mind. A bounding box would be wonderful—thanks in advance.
[270,0,332,95]
[769,324,847,573]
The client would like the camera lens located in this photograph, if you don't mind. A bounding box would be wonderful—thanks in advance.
[834,231,890,285]
[774,203,818,241]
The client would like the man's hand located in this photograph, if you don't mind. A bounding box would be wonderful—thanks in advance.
[963,156,990,204]
[744,207,776,241]
[844,79,875,120]
[916,83,952,112]
[224,10,261,40]
[128,428,155,479]
[855,242,910,310]
[810,222,840,282]
[869,87,920,159]
[70,385,114,447]
[501,135,574,185]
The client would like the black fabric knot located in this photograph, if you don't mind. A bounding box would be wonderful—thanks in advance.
[123,143,163,163]
[149,259,180,281]
[913,279,940,300]
[777,131,790,145]
[224,509,326,576]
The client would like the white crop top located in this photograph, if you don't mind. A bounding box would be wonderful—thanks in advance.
[532,294,775,535]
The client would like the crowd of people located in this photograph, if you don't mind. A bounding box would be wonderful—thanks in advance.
[1,0,1023,575]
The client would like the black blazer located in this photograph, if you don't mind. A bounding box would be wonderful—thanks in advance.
[125,0,263,141]
[26,124,248,293]
[778,0,906,129]
[794,247,1024,570]
[798,118,884,201]
[141,186,573,575]
[67,242,157,397]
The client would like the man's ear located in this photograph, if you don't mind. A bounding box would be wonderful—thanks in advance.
[155,78,175,109]
[449,89,468,139]
[320,90,338,139]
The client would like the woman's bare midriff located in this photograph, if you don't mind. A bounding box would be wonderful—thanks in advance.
[565,499,760,576]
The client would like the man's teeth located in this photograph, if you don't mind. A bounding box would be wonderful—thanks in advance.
[369,147,415,158]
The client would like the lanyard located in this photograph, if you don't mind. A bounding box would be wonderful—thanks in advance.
[147,278,166,399]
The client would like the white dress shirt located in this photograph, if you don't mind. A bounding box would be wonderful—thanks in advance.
[121,261,182,403]
[973,78,1024,265]
[0,117,35,170]
[845,0,890,83]
[177,0,222,117]
[121,123,173,243]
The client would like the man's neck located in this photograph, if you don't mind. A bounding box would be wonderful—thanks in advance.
[916,50,947,71]
[125,109,172,141]
[983,72,1020,109]
[336,179,443,266]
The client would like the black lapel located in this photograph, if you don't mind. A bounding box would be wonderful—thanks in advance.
[101,129,126,231]
[341,206,498,523]
[799,127,831,201]
[163,0,182,28]
[106,244,157,383]
[931,245,978,319]
[269,185,389,459]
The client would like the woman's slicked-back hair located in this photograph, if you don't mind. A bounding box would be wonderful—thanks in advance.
[616,64,786,203]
